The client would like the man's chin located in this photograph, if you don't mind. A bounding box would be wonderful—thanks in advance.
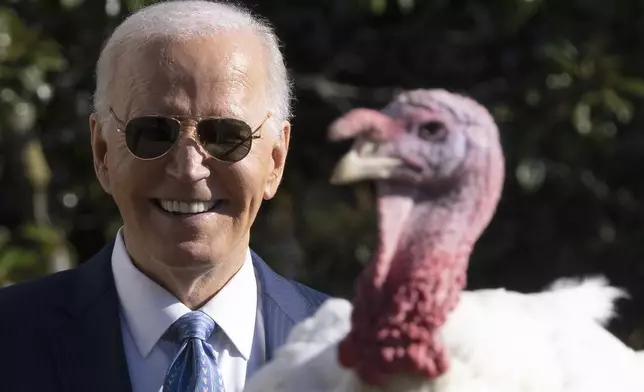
[147,240,219,268]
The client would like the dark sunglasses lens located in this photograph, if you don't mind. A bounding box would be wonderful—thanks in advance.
[125,117,179,159]
[198,119,253,162]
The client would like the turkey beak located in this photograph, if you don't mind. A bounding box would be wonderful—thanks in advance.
[330,140,405,185]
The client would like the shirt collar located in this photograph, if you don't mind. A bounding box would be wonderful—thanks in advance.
[111,227,258,360]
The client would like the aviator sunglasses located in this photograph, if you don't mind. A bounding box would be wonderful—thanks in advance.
[109,108,272,163]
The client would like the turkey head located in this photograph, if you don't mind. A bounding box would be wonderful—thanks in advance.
[328,89,505,387]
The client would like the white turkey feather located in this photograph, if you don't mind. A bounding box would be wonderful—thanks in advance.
[242,277,643,392]
[542,275,628,326]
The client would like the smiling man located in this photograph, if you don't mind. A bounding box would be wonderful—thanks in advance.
[0,2,328,391]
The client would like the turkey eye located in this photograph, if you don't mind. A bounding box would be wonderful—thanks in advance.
[418,121,447,141]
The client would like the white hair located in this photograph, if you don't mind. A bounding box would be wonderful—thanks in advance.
[93,0,292,134]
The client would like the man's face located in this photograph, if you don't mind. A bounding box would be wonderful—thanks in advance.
[90,32,290,273]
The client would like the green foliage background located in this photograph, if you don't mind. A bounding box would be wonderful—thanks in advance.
[1,0,643,347]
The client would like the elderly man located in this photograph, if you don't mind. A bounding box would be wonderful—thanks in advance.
[0,1,329,391]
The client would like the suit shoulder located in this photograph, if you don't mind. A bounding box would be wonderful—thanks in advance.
[290,280,330,309]
[0,269,76,314]
[250,249,330,309]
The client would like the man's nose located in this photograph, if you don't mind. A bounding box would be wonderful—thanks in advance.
[165,135,211,183]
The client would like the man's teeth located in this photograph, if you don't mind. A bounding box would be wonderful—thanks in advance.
[158,200,216,214]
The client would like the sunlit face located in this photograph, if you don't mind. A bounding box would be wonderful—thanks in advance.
[89,31,290,275]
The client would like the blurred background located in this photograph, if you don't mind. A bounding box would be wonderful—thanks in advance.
[1,0,643,348]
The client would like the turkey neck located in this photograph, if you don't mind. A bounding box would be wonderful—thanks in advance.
[339,177,483,387]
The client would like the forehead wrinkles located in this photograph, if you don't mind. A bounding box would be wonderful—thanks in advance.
[113,33,267,119]
[223,44,259,117]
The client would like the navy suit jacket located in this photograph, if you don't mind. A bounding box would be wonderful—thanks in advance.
[0,242,329,391]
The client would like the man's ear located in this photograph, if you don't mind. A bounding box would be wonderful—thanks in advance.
[89,113,112,194]
[263,120,291,200]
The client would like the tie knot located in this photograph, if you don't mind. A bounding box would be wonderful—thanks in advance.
[167,311,216,343]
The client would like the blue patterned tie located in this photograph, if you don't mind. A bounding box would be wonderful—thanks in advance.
[162,311,225,392]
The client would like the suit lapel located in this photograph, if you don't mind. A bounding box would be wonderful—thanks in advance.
[49,243,132,392]
[251,250,316,360]
[47,244,314,390]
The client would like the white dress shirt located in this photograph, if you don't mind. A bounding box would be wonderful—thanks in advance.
[111,228,265,392]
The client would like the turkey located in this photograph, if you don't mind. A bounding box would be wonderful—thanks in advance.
[242,89,644,392]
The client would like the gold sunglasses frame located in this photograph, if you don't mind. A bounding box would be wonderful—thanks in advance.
[109,108,272,162]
